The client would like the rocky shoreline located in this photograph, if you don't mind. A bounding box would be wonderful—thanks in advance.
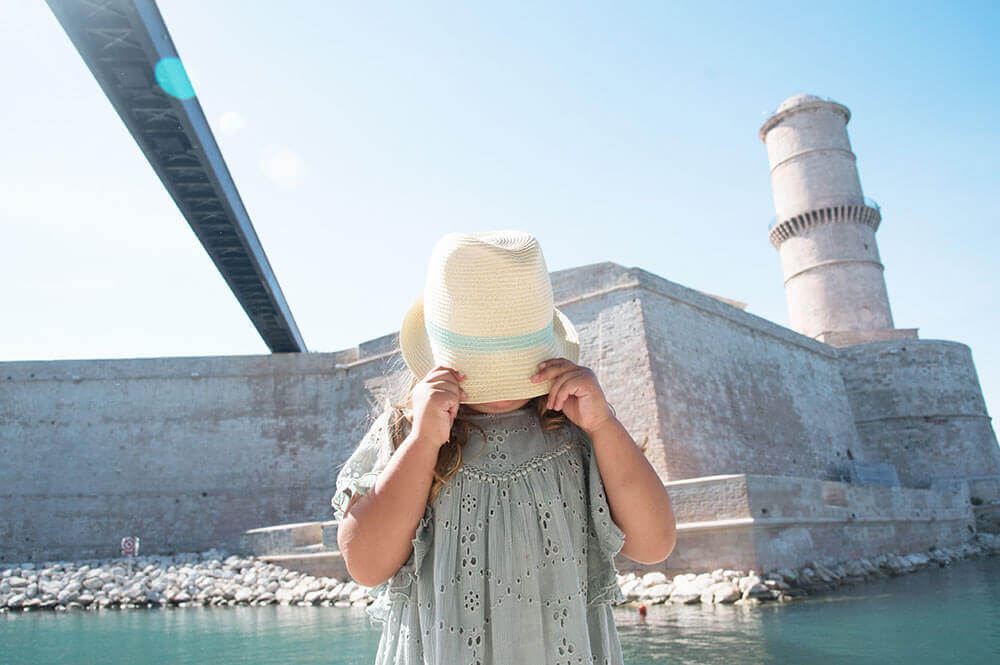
[2,533,997,613]
[619,532,1000,607]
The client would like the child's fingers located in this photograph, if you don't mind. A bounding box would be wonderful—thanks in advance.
[431,368,468,399]
[546,369,580,410]
[546,373,566,410]
[418,368,468,402]
[426,366,467,385]
[433,384,467,402]
[432,377,467,400]
[530,358,565,382]
[427,364,465,378]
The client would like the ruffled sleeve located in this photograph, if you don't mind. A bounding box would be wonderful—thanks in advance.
[573,423,627,607]
[365,508,434,626]
[330,407,437,627]
[330,407,396,522]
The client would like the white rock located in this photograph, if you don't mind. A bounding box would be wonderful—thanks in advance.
[707,582,741,604]
[337,583,356,601]
[668,582,702,604]
[742,583,771,600]
[843,561,867,578]
[275,588,297,604]
[639,583,673,600]
[672,573,696,586]
[738,575,762,593]
[641,572,668,587]
[620,579,644,599]
[58,588,80,604]
[695,576,716,592]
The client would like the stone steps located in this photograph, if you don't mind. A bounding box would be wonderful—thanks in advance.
[241,521,348,579]
[257,550,349,580]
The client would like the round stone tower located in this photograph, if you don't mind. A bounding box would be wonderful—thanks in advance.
[759,94,916,346]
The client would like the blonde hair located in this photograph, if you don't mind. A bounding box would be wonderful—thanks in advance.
[376,345,570,509]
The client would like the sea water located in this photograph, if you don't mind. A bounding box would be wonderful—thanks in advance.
[2,556,997,665]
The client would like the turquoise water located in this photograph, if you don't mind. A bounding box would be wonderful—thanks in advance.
[2,556,998,664]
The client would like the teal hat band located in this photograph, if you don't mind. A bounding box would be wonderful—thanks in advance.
[426,319,556,352]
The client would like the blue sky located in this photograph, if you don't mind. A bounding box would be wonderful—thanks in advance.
[2,1,998,436]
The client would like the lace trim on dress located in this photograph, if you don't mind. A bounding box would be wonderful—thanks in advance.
[586,554,626,608]
[330,408,398,522]
[459,439,575,482]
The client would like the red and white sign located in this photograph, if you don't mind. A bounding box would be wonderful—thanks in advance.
[121,536,140,557]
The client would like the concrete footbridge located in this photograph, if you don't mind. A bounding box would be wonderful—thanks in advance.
[46,0,306,353]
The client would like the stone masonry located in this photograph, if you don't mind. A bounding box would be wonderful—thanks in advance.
[2,260,997,574]
[2,93,997,575]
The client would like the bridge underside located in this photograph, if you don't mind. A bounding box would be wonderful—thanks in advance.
[47,0,306,352]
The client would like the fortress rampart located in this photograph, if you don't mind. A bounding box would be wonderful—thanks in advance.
[3,261,997,573]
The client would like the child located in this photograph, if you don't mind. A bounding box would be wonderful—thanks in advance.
[331,230,675,664]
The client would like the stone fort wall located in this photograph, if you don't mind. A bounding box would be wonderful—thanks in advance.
[2,261,997,568]
[839,340,1000,487]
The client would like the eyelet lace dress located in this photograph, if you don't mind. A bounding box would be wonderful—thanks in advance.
[331,403,627,665]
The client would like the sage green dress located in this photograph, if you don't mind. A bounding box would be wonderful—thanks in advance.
[331,402,627,665]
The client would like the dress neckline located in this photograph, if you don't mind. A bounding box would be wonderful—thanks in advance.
[461,402,536,419]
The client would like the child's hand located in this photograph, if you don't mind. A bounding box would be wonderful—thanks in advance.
[411,365,467,448]
[530,358,615,434]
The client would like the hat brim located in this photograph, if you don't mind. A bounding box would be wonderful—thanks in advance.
[398,294,581,404]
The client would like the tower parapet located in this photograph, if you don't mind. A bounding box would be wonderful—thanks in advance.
[759,94,917,346]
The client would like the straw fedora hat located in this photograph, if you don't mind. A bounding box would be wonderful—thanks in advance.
[399,230,580,404]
